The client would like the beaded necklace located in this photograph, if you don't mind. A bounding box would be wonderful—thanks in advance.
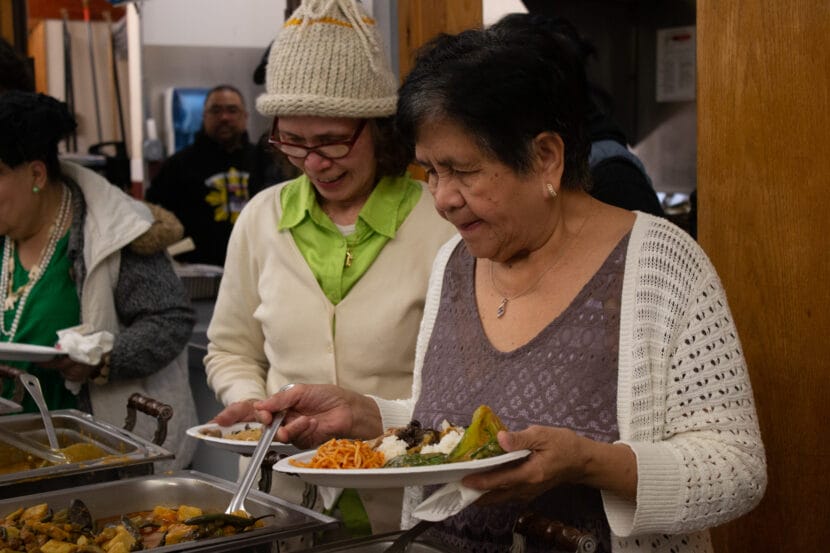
[0,184,72,341]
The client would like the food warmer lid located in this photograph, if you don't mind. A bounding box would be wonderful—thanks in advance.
[0,408,172,487]
[0,470,338,552]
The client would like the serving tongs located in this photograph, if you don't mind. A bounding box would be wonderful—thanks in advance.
[17,373,68,463]
[225,383,294,515]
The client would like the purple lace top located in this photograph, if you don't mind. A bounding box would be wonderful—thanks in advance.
[412,233,629,553]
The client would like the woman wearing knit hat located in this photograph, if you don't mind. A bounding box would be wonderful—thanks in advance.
[203,0,455,536]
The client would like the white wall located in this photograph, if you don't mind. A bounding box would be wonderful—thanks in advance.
[139,0,288,156]
[141,0,288,48]
[483,0,527,26]
[139,0,397,156]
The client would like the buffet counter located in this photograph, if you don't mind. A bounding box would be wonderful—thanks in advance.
[187,299,238,482]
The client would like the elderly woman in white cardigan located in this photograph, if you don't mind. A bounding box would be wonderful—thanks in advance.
[250,15,766,553]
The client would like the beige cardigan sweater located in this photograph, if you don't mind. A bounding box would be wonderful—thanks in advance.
[205,179,456,405]
[205,180,455,530]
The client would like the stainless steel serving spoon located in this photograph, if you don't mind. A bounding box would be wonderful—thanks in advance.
[19,373,62,451]
[225,383,294,515]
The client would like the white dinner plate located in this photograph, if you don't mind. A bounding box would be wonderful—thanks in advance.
[186,421,299,455]
[273,448,531,488]
[0,343,66,362]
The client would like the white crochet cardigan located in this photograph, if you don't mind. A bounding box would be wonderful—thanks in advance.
[374,213,766,553]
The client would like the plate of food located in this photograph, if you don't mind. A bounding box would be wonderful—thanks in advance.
[186,421,299,455]
[273,405,531,488]
[0,343,66,362]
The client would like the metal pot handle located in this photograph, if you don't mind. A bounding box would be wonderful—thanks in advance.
[0,364,26,405]
[514,512,598,553]
[124,392,173,446]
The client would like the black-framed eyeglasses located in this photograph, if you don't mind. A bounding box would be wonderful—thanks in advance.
[268,118,367,160]
[204,104,244,116]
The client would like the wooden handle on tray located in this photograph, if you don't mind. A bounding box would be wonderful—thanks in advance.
[124,393,173,446]
[515,512,599,553]
[0,364,26,404]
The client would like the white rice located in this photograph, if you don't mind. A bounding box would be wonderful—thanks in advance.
[374,424,466,461]
[420,428,463,455]
[376,435,408,461]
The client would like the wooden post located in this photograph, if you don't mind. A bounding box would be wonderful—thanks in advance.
[698,0,830,550]
[396,0,482,179]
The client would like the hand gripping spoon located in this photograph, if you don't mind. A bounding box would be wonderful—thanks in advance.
[225,383,294,515]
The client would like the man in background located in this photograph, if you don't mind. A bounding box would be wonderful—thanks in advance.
[146,85,264,266]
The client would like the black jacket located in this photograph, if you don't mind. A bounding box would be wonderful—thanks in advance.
[587,113,665,217]
[146,131,265,265]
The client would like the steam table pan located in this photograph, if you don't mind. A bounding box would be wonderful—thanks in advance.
[0,408,172,496]
[0,470,338,552]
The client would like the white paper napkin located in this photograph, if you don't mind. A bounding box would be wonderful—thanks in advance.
[318,485,344,511]
[412,481,486,521]
[56,325,114,394]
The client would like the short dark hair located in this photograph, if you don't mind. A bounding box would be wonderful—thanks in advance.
[204,84,245,106]
[370,116,412,178]
[0,91,77,179]
[396,17,592,189]
[0,37,35,94]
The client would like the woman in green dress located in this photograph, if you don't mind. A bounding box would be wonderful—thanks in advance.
[0,91,197,469]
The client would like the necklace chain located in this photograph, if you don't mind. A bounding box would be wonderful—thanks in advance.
[0,184,71,341]
[489,208,593,319]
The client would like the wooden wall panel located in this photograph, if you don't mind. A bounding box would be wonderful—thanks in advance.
[397,0,482,180]
[0,0,14,43]
[697,1,830,551]
[397,0,482,80]
[27,18,46,92]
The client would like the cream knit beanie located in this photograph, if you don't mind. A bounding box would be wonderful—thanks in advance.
[256,0,398,118]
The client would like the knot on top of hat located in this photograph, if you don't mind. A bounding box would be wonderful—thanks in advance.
[256,0,398,119]
[290,0,383,74]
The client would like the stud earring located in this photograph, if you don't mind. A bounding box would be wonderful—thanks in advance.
[32,185,40,194]
[546,183,557,198]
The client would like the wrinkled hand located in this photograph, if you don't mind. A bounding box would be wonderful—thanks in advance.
[38,356,100,383]
[462,426,590,505]
[211,399,259,426]
[254,383,381,450]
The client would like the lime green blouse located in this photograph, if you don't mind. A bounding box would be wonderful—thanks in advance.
[278,175,423,305]
[1,233,81,413]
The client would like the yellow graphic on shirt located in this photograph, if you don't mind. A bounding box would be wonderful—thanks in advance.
[205,167,251,223]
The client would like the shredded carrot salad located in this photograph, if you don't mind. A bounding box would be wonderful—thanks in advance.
[289,438,385,469]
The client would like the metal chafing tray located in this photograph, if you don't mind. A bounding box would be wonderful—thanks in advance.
[0,408,173,496]
[0,396,21,415]
[0,364,24,415]
[306,532,451,552]
[0,471,338,552]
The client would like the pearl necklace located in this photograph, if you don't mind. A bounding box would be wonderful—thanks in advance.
[0,184,72,341]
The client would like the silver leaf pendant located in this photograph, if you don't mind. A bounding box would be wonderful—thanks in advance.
[496,298,507,318]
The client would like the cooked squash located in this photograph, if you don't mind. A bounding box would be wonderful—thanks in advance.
[446,405,506,462]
